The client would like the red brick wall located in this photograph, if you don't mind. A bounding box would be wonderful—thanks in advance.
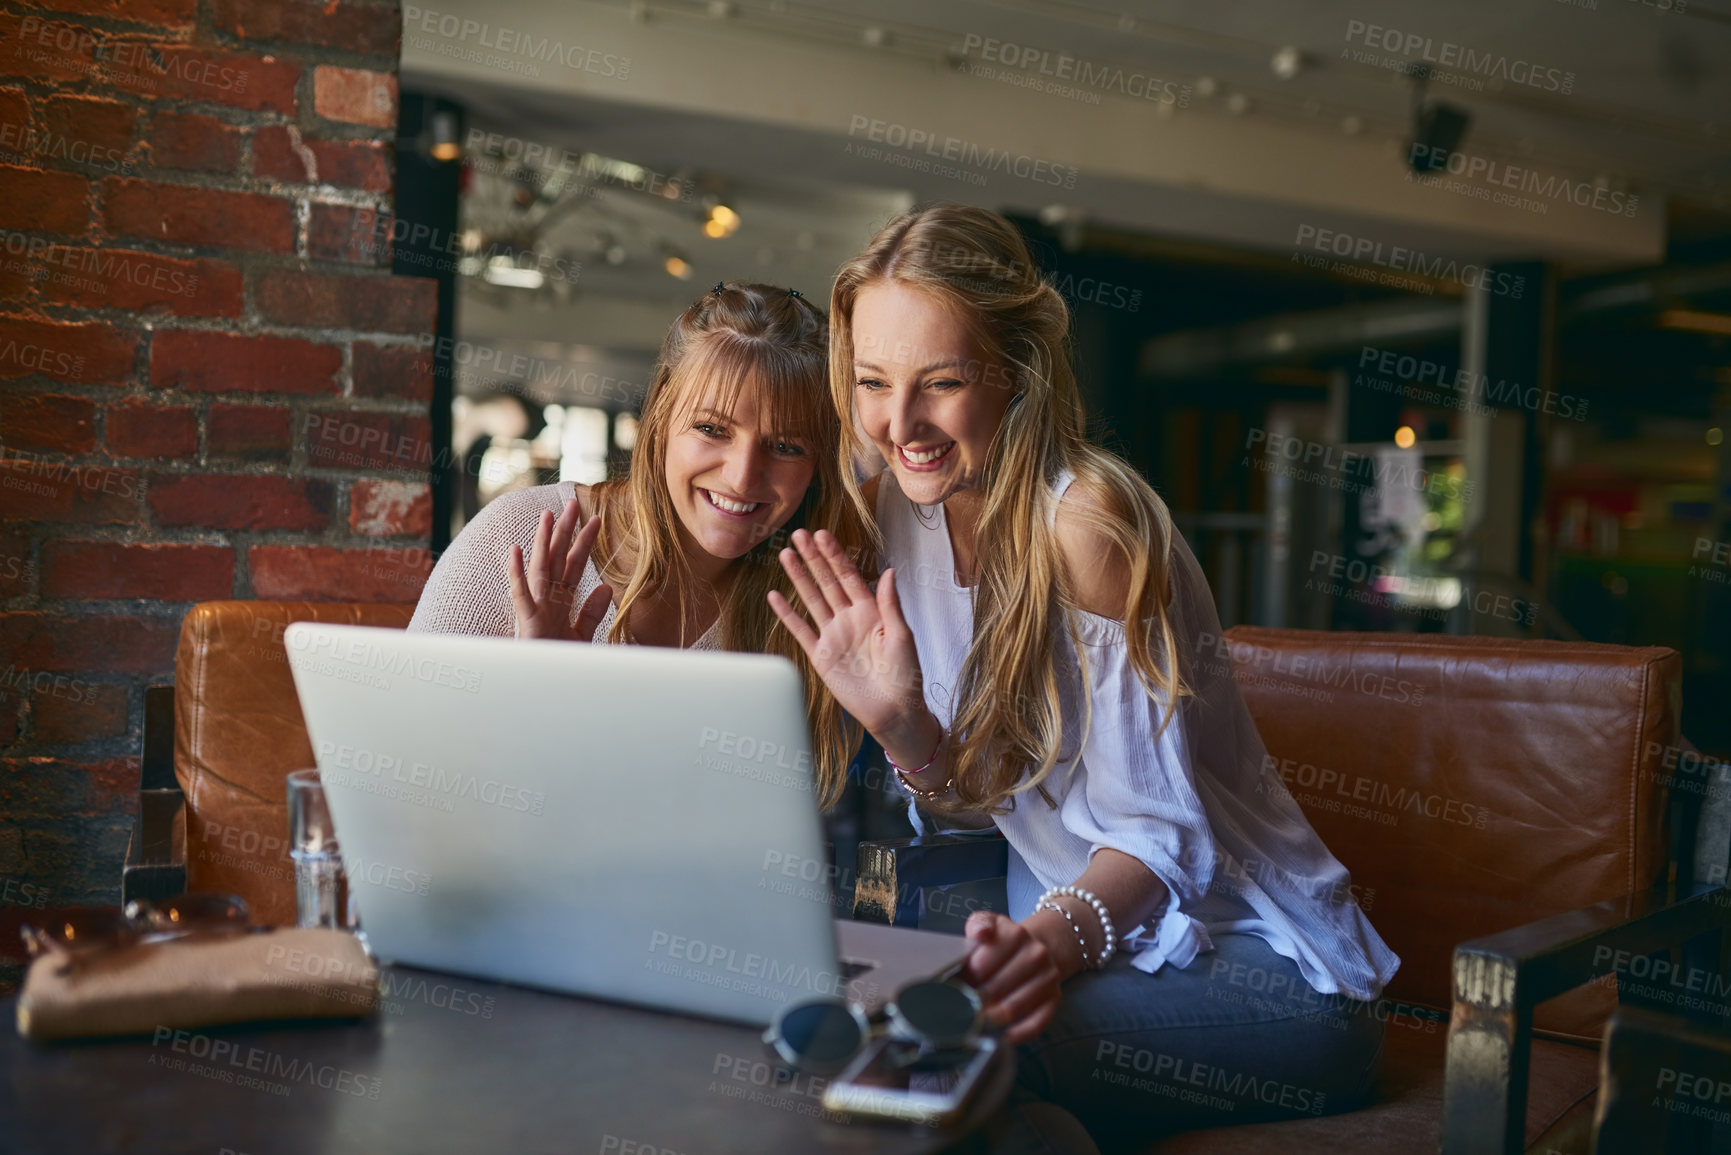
[0,0,435,906]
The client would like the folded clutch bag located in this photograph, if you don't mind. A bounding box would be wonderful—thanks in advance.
[15,927,378,1042]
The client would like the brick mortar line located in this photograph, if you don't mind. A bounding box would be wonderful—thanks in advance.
[1,9,201,35]
[332,469,349,526]
[0,393,429,416]
[7,528,234,544]
[16,598,233,613]
[1,317,434,347]
[100,171,390,195]
[116,174,393,213]
[0,457,438,474]
[0,263,411,301]
[0,240,407,264]
[2,165,393,222]
[208,44,405,73]
[1,603,193,616]
[1,82,287,125]
[0,85,394,148]
[4,17,405,73]
[228,513,253,591]
[0,137,396,183]
[0,76,295,117]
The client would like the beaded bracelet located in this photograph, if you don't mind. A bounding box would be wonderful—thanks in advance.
[1034,901,1090,968]
[1037,885,1118,969]
[887,727,952,800]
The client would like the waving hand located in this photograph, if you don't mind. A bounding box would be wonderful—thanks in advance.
[767,528,929,742]
[505,499,614,642]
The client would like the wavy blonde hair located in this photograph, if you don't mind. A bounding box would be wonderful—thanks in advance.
[592,281,863,809]
[830,205,1187,815]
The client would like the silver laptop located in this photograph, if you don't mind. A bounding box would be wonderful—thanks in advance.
[283,622,971,1027]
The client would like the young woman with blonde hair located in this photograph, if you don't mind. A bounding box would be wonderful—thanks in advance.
[410,281,863,804]
[773,207,1398,1146]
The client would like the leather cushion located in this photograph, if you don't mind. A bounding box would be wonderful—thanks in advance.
[175,601,416,925]
[1222,628,1679,1042]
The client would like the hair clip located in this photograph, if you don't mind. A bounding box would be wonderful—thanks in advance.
[787,288,802,299]
[712,281,726,294]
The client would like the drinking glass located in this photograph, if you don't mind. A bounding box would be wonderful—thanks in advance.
[287,769,355,931]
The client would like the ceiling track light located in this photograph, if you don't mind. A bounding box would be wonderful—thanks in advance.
[429,109,462,162]
[1404,64,1471,174]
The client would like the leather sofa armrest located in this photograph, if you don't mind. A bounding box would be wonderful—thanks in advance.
[1443,882,1731,1154]
[122,685,185,906]
[851,833,1009,927]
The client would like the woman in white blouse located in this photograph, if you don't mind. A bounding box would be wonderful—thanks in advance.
[409,281,865,804]
[771,206,1399,1143]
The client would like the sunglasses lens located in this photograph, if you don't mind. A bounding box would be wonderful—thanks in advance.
[893,982,980,1046]
[776,1001,864,1070]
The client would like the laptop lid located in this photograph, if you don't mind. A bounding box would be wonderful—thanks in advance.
[283,623,967,1027]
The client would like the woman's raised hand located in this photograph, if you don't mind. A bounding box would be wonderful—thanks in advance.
[506,499,614,642]
[768,528,929,744]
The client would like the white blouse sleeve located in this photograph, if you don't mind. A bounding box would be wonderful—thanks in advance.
[1056,611,1219,967]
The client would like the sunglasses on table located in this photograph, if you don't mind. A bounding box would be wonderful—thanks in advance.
[762,979,990,1077]
[20,893,260,975]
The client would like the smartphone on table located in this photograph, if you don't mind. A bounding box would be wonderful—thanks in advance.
[822,1034,1000,1127]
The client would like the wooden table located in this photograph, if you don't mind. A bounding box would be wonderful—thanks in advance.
[0,919,1014,1155]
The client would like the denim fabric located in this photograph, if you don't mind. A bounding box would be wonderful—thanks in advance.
[996,932,1390,1153]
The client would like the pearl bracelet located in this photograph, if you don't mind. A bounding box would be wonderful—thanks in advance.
[1034,901,1090,967]
[1037,885,1117,970]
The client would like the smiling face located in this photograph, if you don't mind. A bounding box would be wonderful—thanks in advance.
[662,375,816,571]
[850,279,1016,507]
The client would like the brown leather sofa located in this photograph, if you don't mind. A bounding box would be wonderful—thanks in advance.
[852,627,1727,1154]
[127,606,1724,1153]
[134,601,416,925]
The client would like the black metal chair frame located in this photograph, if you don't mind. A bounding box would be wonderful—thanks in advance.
[122,684,184,906]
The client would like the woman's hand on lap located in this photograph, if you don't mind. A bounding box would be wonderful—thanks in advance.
[506,499,613,642]
[962,912,1062,1046]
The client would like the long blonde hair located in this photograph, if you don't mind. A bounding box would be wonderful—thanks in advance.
[830,205,1187,814]
[593,281,863,809]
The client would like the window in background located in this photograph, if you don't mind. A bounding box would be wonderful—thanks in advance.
[455,391,549,531]
[560,405,611,484]
[476,441,534,505]
[474,405,564,507]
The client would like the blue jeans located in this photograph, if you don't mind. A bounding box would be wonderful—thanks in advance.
[988,932,1389,1153]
